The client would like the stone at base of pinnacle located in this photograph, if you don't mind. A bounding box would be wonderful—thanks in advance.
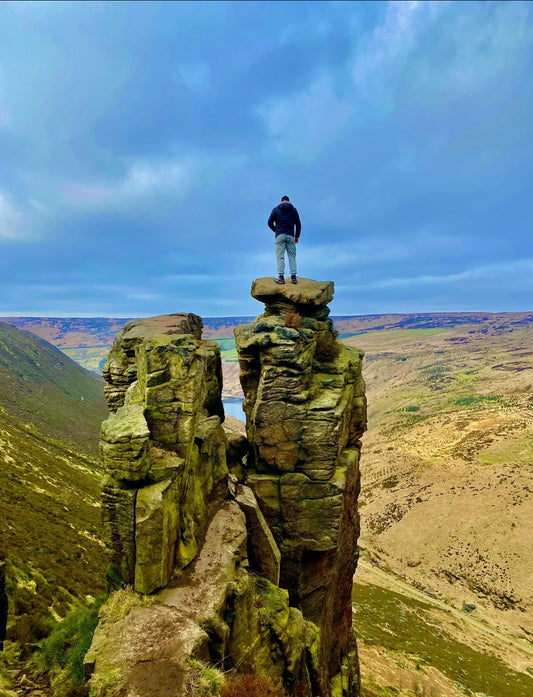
[251,277,334,306]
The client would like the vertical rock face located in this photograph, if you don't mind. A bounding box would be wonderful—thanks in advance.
[88,293,366,697]
[235,277,367,694]
[0,560,7,651]
[100,314,227,594]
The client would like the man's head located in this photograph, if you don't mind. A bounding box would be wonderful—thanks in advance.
[281,195,290,202]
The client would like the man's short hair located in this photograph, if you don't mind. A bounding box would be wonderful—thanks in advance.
[281,195,290,201]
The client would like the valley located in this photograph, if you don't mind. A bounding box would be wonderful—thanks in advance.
[0,311,531,696]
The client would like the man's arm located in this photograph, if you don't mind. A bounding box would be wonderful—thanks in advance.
[294,209,301,239]
[268,208,277,232]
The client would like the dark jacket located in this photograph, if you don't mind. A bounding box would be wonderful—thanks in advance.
[268,202,301,238]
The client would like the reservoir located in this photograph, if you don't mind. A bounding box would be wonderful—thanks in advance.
[223,398,244,422]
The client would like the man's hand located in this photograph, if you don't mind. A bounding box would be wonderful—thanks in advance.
[295,237,299,244]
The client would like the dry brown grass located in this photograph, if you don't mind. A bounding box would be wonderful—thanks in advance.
[314,330,341,362]
[283,311,302,329]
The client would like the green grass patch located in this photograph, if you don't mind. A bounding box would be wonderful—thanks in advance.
[339,331,368,340]
[455,372,477,385]
[214,338,236,351]
[0,411,107,649]
[352,582,532,697]
[478,437,533,466]
[0,323,107,456]
[220,349,239,361]
[454,396,499,407]
[32,597,106,697]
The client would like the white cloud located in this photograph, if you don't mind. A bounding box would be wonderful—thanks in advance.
[64,159,195,207]
[352,0,532,101]
[0,193,23,240]
[339,258,533,291]
[257,73,355,162]
[352,1,437,87]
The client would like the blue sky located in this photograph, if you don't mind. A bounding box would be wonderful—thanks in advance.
[0,0,532,317]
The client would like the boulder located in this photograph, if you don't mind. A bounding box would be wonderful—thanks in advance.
[251,277,334,316]
[87,502,247,696]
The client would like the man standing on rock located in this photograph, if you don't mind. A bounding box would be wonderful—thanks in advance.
[268,195,301,285]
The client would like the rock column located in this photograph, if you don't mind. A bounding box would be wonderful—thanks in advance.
[100,314,228,594]
[235,278,366,695]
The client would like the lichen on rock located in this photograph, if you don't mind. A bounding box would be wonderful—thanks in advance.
[235,277,366,695]
[87,282,366,697]
[99,314,228,594]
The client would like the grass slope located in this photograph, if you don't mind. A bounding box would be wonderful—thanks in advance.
[349,316,533,645]
[0,322,107,455]
[0,323,108,665]
[0,408,107,643]
[354,578,533,697]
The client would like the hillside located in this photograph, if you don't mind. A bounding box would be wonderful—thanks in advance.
[0,316,253,376]
[0,323,108,658]
[345,315,533,643]
[217,310,533,694]
[0,322,107,455]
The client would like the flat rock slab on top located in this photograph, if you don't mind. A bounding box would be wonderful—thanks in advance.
[251,277,334,307]
[121,313,203,342]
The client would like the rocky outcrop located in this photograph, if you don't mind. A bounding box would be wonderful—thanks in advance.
[235,277,366,695]
[99,314,227,594]
[0,560,7,651]
[87,283,366,697]
[85,502,248,695]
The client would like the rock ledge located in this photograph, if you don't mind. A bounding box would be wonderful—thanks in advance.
[251,277,334,312]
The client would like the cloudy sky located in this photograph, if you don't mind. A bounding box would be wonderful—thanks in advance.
[0,1,532,317]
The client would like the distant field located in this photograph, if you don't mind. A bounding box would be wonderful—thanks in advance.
[341,327,448,341]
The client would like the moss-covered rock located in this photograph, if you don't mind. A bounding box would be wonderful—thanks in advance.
[86,503,247,697]
[99,315,228,595]
[234,485,281,585]
[100,405,150,481]
[235,277,366,696]
[88,289,366,696]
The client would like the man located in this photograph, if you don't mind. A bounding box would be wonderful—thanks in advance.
[267,195,301,285]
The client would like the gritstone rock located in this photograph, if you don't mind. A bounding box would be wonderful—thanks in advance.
[99,314,227,593]
[235,276,367,695]
[88,285,367,697]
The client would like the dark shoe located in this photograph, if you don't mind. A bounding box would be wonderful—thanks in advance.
[291,275,297,284]
[275,274,285,285]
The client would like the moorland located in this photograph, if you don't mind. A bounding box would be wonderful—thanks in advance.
[0,311,531,697]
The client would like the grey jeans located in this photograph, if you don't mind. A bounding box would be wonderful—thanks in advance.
[275,234,297,275]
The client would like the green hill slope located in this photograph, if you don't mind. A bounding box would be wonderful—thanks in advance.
[0,322,107,455]
[0,323,108,658]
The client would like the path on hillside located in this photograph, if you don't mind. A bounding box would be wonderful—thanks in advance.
[355,559,533,658]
